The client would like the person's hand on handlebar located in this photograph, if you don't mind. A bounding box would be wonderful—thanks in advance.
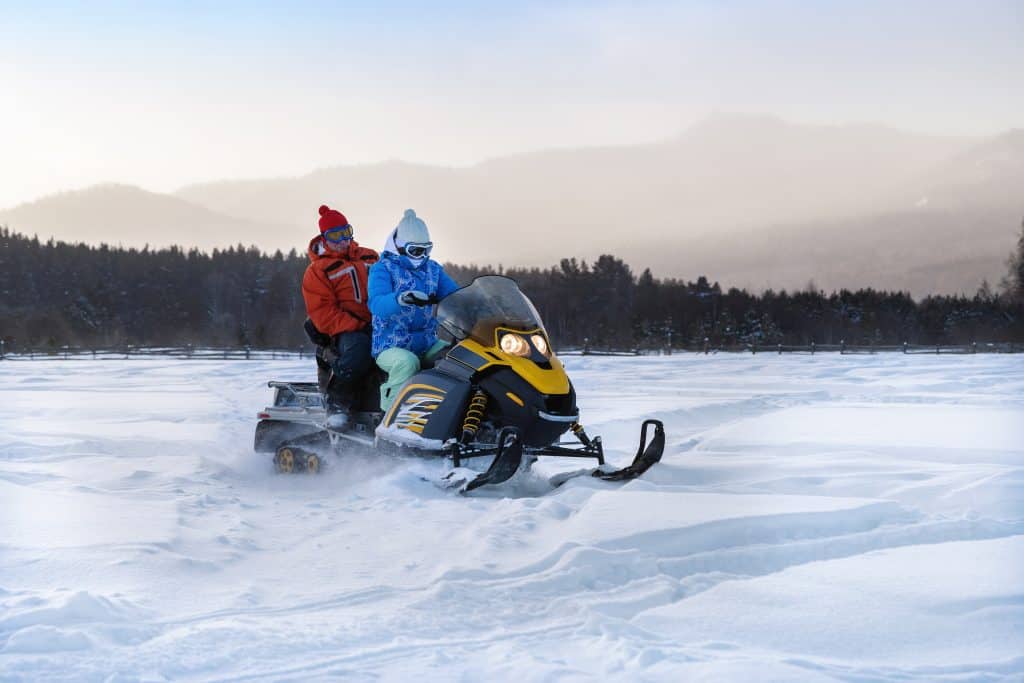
[398,290,435,306]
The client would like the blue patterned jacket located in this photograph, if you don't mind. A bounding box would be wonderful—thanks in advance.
[368,251,460,357]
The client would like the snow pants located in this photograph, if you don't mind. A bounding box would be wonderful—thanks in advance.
[317,330,373,411]
[376,340,450,412]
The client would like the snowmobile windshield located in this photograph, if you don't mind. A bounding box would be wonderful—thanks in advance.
[437,275,546,344]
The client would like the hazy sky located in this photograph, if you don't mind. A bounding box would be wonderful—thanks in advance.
[2,0,1021,209]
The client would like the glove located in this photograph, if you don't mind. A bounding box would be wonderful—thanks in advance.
[398,290,432,306]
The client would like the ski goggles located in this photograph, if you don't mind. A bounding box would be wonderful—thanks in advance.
[323,224,354,242]
[401,242,433,259]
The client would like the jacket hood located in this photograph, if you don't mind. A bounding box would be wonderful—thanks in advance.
[383,229,399,257]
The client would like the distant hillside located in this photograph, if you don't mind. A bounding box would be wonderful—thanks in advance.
[3,115,1022,296]
[666,206,1022,295]
[176,117,1020,296]
[175,161,460,252]
[0,184,295,253]
[174,114,973,257]
[903,130,1024,210]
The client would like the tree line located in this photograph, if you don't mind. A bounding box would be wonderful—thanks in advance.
[1,225,1022,353]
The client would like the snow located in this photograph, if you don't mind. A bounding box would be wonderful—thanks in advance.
[375,421,447,451]
[1,353,1022,681]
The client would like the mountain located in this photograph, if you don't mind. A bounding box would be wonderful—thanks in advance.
[175,161,462,251]
[646,127,1024,295]
[0,184,295,253]
[903,129,1024,210]
[173,116,1023,295]
[3,115,1021,296]
[668,206,1021,295]
[174,114,973,260]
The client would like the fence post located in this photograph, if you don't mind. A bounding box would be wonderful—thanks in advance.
[245,345,251,360]
[810,341,815,355]
[751,342,756,355]
[0,339,4,360]
[903,341,908,354]
[703,337,709,355]
[840,339,846,354]
[777,343,782,355]
[583,337,590,356]
[972,341,977,354]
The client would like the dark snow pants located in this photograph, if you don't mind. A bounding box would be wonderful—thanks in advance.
[317,330,373,411]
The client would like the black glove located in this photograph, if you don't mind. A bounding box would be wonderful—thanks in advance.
[398,290,434,306]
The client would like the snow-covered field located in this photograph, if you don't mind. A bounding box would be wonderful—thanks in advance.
[2,354,1023,682]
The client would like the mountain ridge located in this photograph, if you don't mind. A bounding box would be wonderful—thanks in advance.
[2,114,1020,296]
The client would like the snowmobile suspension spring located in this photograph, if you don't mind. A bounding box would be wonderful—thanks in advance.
[461,390,488,442]
[571,422,593,447]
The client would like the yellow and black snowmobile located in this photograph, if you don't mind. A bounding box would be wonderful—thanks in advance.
[255,275,664,491]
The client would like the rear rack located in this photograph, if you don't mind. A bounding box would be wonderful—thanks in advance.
[257,380,326,425]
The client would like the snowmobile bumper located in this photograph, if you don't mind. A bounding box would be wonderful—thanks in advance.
[450,433,604,468]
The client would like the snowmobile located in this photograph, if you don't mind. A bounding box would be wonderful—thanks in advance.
[254,275,664,492]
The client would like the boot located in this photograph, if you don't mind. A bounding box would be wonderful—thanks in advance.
[323,388,356,432]
[325,409,350,431]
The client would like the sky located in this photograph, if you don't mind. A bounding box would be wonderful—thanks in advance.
[1,0,1022,209]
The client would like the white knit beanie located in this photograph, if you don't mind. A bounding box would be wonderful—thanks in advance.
[393,209,431,246]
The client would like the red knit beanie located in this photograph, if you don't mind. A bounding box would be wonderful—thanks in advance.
[318,205,349,233]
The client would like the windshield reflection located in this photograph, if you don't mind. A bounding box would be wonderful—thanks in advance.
[437,276,546,346]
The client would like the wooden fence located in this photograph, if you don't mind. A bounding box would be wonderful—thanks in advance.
[564,340,1023,356]
[1,340,1021,361]
[0,343,308,361]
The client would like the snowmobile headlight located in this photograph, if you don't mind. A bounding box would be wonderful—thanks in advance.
[530,334,550,357]
[500,332,531,357]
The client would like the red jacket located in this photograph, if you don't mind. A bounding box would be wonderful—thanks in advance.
[302,236,379,337]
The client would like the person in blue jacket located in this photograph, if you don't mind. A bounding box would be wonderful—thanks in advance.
[368,209,461,411]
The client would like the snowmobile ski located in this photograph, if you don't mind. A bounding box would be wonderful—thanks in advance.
[462,427,524,492]
[592,419,665,481]
[546,419,665,488]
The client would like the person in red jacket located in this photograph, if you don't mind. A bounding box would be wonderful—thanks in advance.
[302,205,379,428]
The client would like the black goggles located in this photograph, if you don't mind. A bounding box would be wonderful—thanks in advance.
[401,242,433,259]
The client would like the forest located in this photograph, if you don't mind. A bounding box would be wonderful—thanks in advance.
[1,226,1022,353]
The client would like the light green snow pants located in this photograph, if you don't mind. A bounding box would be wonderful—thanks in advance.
[376,340,450,412]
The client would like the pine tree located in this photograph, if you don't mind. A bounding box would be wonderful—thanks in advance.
[1003,217,1024,305]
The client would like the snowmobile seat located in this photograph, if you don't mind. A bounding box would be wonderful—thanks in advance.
[304,317,333,347]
